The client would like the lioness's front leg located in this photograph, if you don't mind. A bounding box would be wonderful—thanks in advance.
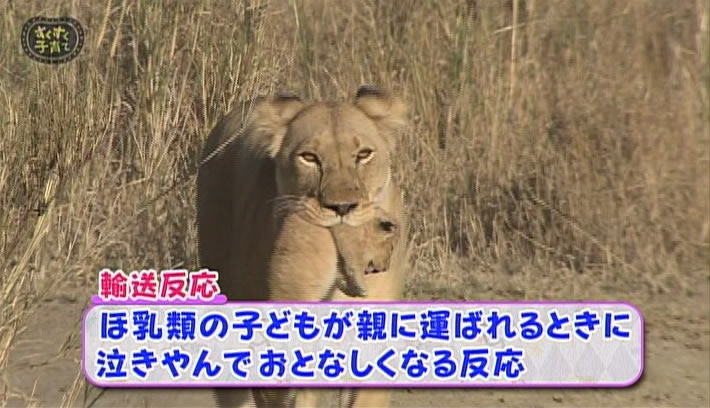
[255,213,340,408]
[268,213,340,301]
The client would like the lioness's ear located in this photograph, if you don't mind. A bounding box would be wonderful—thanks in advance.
[354,85,408,146]
[248,92,304,157]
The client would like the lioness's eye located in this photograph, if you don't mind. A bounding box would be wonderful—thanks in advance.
[298,152,319,165]
[356,148,374,163]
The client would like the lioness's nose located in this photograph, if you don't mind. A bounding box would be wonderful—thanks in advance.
[324,202,358,216]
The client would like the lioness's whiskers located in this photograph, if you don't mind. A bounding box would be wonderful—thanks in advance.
[267,195,302,206]
[272,197,307,219]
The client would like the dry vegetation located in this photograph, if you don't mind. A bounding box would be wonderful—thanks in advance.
[0,0,708,406]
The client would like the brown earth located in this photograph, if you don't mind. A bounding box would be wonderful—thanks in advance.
[4,273,708,408]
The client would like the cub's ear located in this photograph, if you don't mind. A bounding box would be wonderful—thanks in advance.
[354,85,408,146]
[247,92,305,157]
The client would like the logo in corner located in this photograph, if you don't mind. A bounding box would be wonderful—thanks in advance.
[21,16,84,64]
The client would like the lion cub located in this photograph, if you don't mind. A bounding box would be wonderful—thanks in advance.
[330,211,399,298]
[268,208,400,301]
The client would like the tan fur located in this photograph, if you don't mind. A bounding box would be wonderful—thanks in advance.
[269,206,401,302]
[332,208,401,298]
[197,86,409,408]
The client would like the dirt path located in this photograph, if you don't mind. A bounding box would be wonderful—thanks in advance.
[4,279,708,408]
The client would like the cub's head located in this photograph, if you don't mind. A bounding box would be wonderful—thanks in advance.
[366,215,400,275]
[247,86,407,226]
[332,208,401,298]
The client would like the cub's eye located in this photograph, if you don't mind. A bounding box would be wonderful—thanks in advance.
[356,148,374,163]
[379,220,397,234]
[298,152,319,165]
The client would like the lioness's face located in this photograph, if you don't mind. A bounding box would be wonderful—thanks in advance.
[275,103,394,225]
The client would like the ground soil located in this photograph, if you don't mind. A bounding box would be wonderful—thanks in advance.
[4,274,708,408]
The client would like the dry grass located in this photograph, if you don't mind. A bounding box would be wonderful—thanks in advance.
[0,0,708,406]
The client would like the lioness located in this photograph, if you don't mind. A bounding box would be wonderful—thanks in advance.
[197,86,409,408]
